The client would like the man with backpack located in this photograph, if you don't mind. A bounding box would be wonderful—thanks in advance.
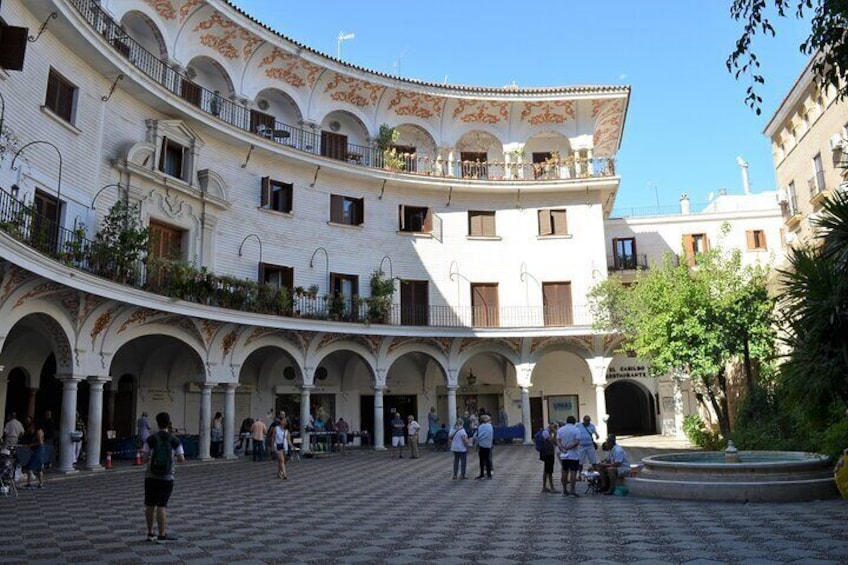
[143,412,185,543]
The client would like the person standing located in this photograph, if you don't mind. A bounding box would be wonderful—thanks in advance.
[407,415,421,459]
[598,435,631,495]
[143,412,185,542]
[475,414,494,479]
[22,420,45,489]
[210,412,224,458]
[72,412,86,466]
[426,407,439,446]
[137,412,152,443]
[540,422,559,493]
[335,417,349,454]
[250,416,267,462]
[390,412,405,459]
[578,415,600,474]
[556,415,581,497]
[273,420,294,479]
[3,412,24,447]
[448,418,471,479]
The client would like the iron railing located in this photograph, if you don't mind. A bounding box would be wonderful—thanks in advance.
[808,170,827,199]
[607,254,648,271]
[67,0,616,183]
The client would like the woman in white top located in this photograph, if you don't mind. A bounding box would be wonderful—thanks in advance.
[449,418,471,479]
[273,421,294,479]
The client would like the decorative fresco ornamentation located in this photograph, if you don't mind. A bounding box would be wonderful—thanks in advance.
[179,0,203,23]
[117,308,160,334]
[194,11,263,61]
[358,334,382,355]
[452,100,510,124]
[56,290,80,322]
[144,0,176,20]
[157,316,204,344]
[221,330,238,359]
[530,336,594,356]
[388,91,444,120]
[1,264,34,302]
[200,319,223,346]
[34,313,72,368]
[80,294,108,325]
[13,281,64,309]
[259,47,322,89]
[592,99,625,158]
[315,332,342,352]
[519,101,574,125]
[324,74,385,108]
[90,310,113,347]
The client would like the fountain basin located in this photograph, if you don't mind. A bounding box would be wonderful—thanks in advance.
[628,451,838,502]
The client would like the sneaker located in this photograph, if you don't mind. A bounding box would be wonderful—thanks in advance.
[156,534,180,543]
[146,533,156,542]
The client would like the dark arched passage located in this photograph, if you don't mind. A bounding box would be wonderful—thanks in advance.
[605,379,656,435]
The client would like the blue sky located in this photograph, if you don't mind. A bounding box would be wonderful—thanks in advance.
[231,1,811,213]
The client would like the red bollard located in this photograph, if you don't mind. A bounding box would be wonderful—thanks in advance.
[134,450,143,466]
[105,452,112,469]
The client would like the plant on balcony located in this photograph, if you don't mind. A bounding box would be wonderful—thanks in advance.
[327,292,347,320]
[383,147,406,172]
[375,124,405,171]
[61,224,89,266]
[90,199,149,284]
[366,268,395,324]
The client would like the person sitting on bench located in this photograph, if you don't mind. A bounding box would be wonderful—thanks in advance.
[597,434,630,495]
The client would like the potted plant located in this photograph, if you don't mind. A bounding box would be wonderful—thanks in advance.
[376,124,404,170]
[366,269,395,324]
[90,199,149,285]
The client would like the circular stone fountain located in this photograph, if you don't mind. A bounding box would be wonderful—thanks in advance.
[628,446,838,502]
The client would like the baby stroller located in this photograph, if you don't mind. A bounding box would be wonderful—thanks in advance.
[0,448,19,498]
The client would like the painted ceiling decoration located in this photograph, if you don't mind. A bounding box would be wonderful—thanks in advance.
[592,99,625,157]
[144,0,201,22]
[520,101,574,125]
[259,47,322,89]
[12,281,65,309]
[193,11,262,61]
[324,74,385,108]
[452,100,511,124]
[388,91,445,120]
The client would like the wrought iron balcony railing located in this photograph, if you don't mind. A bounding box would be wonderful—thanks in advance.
[67,0,616,183]
[607,254,648,271]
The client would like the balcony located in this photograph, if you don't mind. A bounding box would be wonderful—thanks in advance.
[808,171,829,205]
[0,186,592,330]
[607,254,648,271]
[67,0,616,184]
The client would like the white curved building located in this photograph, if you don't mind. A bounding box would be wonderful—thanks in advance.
[0,0,782,469]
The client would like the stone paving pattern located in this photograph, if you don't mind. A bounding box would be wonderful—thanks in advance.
[1,437,846,564]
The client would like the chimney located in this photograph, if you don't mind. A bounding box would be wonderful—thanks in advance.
[680,193,690,215]
[719,188,727,196]
[736,156,750,195]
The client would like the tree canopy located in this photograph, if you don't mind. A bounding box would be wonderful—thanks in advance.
[728,0,848,114]
[589,230,776,437]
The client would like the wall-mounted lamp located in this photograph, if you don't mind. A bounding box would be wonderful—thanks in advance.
[379,254,393,279]
[11,140,63,224]
[90,183,126,210]
[238,233,263,264]
[10,184,19,200]
[466,370,477,386]
[310,246,329,291]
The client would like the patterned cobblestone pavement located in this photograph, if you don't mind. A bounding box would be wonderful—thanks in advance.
[1,437,846,564]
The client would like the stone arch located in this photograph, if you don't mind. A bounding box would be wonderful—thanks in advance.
[310,341,376,385]
[0,310,75,375]
[120,10,169,61]
[317,109,371,149]
[382,341,449,381]
[253,87,305,127]
[99,321,207,372]
[108,3,175,58]
[453,128,505,154]
[389,121,439,152]
[238,344,303,413]
[184,54,236,100]
[605,379,657,435]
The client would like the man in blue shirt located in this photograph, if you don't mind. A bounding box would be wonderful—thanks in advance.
[390,412,405,458]
[599,434,631,495]
[474,414,494,479]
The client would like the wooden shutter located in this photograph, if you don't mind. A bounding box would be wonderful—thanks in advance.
[701,235,710,253]
[330,195,343,223]
[471,283,499,327]
[0,25,28,71]
[423,208,433,233]
[538,209,552,236]
[469,212,482,236]
[354,198,364,225]
[261,176,271,208]
[682,234,695,266]
[481,212,496,236]
[745,230,755,250]
[398,205,406,231]
[543,282,572,326]
[158,136,168,172]
[551,209,567,235]
[758,231,767,250]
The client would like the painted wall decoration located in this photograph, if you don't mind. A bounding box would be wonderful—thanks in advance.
[144,0,201,22]
[591,99,625,157]
[452,100,510,124]
[193,11,262,61]
[324,74,385,108]
[520,101,574,125]
[388,91,445,120]
[259,47,322,89]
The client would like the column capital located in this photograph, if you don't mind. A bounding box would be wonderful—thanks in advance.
[222,382,239,391]
[198,382,215,391]
[300,384,315,392]
[373,384,386,393]
[87,375,112,385]
[55,373,85,383]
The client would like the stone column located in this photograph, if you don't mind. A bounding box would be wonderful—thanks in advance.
[520,386,532,445]
[223,383,237,459]
[0,372,7,423]
[105,386,116,432]
[85,376,110,471]
[57,374,82,474]
[446,385,457,430]
[27,388,38,420]
[374,385,386,450]
[198,383,213,461]
[594,384,608,440]
[300,384,313,453]
[447,148,456,177]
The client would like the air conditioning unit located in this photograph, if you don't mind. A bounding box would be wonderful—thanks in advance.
[776,189,789,204]
[783,231,797,245]
[829,133,844,152]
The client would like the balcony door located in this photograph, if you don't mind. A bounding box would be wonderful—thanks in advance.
[613,237,637,270]
[471,283,499,327]
[33,189,61,253]
[400,279,428,326]
[148,221,183,291]
[321,131,347,161]
[330,272,359,317]
[543,282,572,326]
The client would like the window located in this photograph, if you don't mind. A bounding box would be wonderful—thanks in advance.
[538,209,568,236]
[787,181,799,216]
[682,233,708,266]
[542,282,573,326]
[180,79,202,107]
[471,283,499,327]
[259,263,293,289]
[746,230,767,251]
[468,210,496,237]
[251,110,275,136]
[0,21,28,71]
[809,153,826,198]
[321,131,347,161]
[261,177,293,213]
[330,195,364,226]
[32,190,61,252]
[45,68,76,123]
[400,279,429,326]
[398,205,432,233]
[148,221,183,260]
[159,137,187,180]
[612,237,637,270]
[330,272,359,318]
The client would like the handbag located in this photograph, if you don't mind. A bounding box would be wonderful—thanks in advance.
[582,424,598,450]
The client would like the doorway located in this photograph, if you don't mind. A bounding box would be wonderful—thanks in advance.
[360,394,417,445]
[605,380,657,435]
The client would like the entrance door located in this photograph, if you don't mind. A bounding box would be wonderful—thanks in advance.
[321,131,347,161]
[33,189,61,253]
[400,279,428,325]
[530,397,543,435]
[360,395,417,446]
[605,380,656,435]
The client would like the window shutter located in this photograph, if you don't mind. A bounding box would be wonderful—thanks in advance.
[179,145,188,180]
[759,231,767,249]
[261,176,271,208]
[46,71,58,107]
[551,209,567,235]
[423,208,433,233]
[702,235,710,252]
[258,262,267,283]
[431,213,442,242]
[469,212,481,236]
[398,205,406,231]
[482,211,495,236]
[0,25,28,71]
[538,209,552,236]
[158,136,168,172]
[745,230,754,250]
[330,195,343,223]
[355,198,364,225]
[282,267,294,290]
[683,234,695,266]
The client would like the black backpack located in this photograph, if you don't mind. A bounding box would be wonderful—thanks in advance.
[149,433,174,476]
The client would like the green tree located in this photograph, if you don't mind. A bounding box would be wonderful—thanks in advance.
[91,199,150,285]
[589,236,776,437]
[728,0,848,114]
[777,190,848,424]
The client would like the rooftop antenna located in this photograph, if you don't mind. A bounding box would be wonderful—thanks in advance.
[393,48,408,75]
[337,31,355,59]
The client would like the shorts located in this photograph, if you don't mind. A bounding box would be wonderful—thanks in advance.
[392,436,405,447]
[578,445,598,465]
[560,458,580,472]
[541,454,555,474]
[144,477,175,508]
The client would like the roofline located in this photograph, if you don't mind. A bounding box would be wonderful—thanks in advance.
[763,56,815,138]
